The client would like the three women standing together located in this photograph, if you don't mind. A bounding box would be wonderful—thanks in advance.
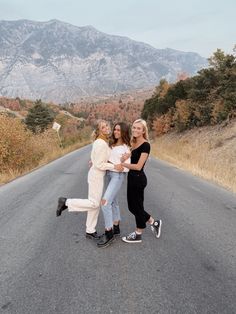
[56,119,162,247]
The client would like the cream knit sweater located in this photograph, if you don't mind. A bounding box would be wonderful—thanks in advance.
[90,138,115,172]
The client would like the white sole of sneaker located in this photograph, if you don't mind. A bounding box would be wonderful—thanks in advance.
[122,237,142,243]
[151,219,162,238]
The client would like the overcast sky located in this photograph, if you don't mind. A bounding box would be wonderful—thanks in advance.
[0,0,235,57]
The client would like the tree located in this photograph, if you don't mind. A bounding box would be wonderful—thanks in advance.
[208,48,236,112]
[153,79,169,98]
[208,48,235,72]
[25,99,55,133]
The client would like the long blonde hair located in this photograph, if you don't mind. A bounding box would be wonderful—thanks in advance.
[131,119,149,144]
[91,119,109,141]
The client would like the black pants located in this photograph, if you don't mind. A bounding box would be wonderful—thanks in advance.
[127,171,151,229]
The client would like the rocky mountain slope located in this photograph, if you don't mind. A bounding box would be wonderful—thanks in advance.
[0,19,207,103]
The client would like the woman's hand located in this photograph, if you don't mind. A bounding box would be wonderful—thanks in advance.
[120,152,131,162]
[114,164,124,172]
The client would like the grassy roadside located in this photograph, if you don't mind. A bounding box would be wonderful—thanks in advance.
[151,119,236,193]
[0,140,90,186]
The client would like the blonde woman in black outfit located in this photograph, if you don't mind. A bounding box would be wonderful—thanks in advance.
[121,119,162,243]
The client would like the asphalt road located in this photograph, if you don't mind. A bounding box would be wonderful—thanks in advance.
[0,145,236,314]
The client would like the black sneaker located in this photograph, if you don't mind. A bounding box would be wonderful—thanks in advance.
[113,224,120,237]
[56,197,67,216]
[122,232,142,243]
[150,219,162,238]
[97,229,114,248]
[86,231,101,240]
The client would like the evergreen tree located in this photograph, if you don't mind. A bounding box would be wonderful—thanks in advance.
[25,99,55,133]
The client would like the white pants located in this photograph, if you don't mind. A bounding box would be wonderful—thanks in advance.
[66,167,105,233]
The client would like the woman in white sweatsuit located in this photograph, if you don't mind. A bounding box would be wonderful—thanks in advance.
[56,120,123,239]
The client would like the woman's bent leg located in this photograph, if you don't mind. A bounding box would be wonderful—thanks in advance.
[67,169,104,211]
[66,198,99,211]
[66,168,105,233]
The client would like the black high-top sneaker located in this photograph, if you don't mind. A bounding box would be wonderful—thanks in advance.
[150,219,162,238]
[86,231,101,240]
[97,229,114,248]
[56,197,67,216]
[113,224,120,237]
[122,231,142,243]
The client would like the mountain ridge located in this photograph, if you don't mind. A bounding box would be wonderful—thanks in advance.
[0,19,207,103]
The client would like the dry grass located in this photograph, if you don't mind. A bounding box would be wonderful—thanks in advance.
[0,115,92,185]
[0,139,90,186]
[151,119,236,193]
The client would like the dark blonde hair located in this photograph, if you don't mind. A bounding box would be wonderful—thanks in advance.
[109,122,131,147]
[131,119,149,144]
[91,120,109,141]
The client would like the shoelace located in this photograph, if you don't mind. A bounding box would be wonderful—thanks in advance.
[127,232,136,239]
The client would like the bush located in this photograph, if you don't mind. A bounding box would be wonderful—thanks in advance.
[0,115,59,173]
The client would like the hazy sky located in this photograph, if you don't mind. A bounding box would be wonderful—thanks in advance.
[0,0,235,57]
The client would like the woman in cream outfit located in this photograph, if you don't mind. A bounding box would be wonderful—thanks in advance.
[56,120,123,239]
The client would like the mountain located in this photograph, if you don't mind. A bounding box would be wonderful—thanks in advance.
[0,19,207,103]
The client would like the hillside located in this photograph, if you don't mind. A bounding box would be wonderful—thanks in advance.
[152,119,236,193]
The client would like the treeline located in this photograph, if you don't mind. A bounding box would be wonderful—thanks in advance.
[142,48,236,134]
[62,91,148,126]
[62,97,145,126]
